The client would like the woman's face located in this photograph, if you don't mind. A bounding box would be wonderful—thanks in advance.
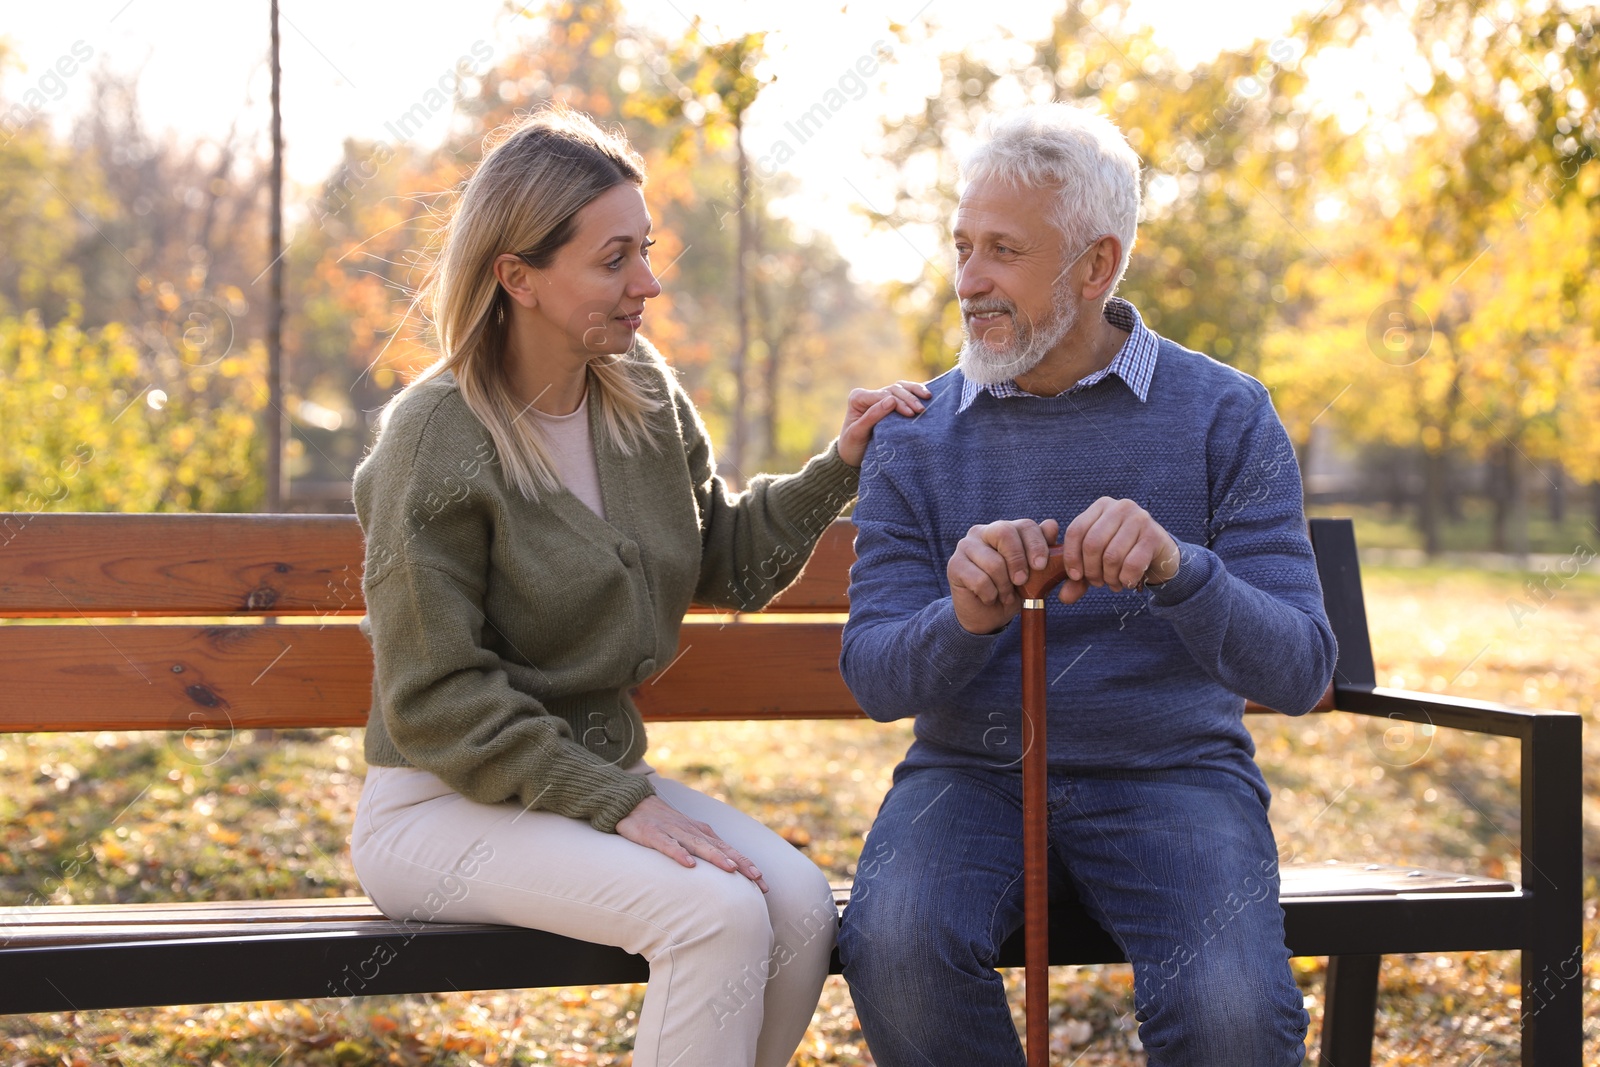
[530,183,662,357]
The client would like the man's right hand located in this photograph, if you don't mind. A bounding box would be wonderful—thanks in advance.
[947,518,1061,634]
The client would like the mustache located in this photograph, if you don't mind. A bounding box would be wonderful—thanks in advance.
[961,300,1015,317]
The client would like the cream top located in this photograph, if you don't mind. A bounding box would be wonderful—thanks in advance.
[529,389,606,520]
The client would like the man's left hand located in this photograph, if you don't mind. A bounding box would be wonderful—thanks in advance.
[1057,497,1180,604]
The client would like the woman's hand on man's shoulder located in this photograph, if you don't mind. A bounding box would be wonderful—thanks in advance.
[837,380,932,467]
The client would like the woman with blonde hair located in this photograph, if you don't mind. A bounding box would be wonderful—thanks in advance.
[348,104,928,1066]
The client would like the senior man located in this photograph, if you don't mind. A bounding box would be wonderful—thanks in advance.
[837,103,1336,1066]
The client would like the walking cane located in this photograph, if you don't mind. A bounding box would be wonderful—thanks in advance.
[1020,545,1068,1066]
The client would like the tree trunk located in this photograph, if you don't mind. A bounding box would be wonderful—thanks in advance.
[728,118,752,485]
[1488,441,1532,556]
[1549,462,1565,523]
[1508,444,1528,559]
[1382,447,1407,519]
[1443,450,1463,522]
[1489,444,1509,553]
[750,213,779,468]
[266,0,285,512]
[761,339,781,466]
[1419,447,1445,558]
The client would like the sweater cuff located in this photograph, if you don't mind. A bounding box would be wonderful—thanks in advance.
[586,771,657,834]
[926,596,1005,678]
[1147,540,1219,607]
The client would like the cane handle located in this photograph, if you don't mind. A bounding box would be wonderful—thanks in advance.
[1021,544,1069,600]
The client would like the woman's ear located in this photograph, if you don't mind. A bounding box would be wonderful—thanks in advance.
[493,253,540,309]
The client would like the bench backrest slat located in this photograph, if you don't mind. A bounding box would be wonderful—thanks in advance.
[0,514,1349,732]
[0,514,365,618]
[0,616,1329,732]
[0,514,853,617]
[0,620,865,731]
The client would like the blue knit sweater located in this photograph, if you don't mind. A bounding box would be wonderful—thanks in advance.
[839,335,1337,803]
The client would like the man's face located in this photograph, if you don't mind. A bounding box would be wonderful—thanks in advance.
[952,176,1078,385]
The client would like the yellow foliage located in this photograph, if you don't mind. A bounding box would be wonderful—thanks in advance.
[0,310,267,512]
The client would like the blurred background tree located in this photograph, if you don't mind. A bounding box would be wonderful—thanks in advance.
[276,0,899,488]
[0,311,264,512]
[0,0,1594,556]
[865,0,1596,554]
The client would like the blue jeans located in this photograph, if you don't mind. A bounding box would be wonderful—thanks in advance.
[838,764,1308,1066]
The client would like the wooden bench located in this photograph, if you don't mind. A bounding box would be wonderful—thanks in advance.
[0,513,1581,1065]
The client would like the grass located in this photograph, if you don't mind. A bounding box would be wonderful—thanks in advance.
[1,561,1597,1065]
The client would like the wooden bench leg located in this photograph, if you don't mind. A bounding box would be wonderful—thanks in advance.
[1318,954,1380,1067]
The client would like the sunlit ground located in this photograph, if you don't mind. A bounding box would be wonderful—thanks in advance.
[1,560,1595,1065]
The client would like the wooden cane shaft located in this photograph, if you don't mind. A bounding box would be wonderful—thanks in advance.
[1022,601,1050,1065]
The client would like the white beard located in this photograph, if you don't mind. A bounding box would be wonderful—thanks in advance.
[957,285,1080,386]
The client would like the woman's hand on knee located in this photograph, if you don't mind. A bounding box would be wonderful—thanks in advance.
[615,796,769,893]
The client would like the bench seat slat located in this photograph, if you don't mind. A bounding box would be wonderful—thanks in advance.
[0,900,382,924]
[1277,862,1512,896]
[0,892,1533,1015]
[3,921,412,947]
[0,864,1514,948]
[0,863,1523,1015]
[0,891,1530,1016]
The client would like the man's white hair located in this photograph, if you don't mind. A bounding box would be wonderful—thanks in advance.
[961,103,1142,295]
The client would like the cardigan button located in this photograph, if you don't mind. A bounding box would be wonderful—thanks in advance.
[634,658,656,682]
[618,541,640,567]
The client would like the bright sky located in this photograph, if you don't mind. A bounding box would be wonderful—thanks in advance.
[1,0,1371,283]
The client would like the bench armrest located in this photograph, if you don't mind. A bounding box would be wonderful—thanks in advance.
[1332,684,1580,741]
[1327,684,1582,979]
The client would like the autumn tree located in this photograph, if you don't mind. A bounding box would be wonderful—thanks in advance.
[628,25,770,475]
[1268,0,1598,552]
[282,0,911,489]
[866,2,1355,385]
[0,66,271,512]
[0,311,265,514]
[868,0,1597,554]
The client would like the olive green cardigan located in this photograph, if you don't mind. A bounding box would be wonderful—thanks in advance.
[353,345,860,832]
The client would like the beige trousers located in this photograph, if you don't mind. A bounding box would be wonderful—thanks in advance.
[350,762,836,1067]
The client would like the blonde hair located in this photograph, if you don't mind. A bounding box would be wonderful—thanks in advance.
[385,105,664,500]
